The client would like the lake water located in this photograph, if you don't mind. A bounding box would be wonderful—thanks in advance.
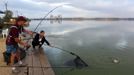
[28,20,134,75]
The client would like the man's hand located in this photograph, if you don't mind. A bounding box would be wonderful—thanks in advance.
[49,45,54,47]
[23,42,28,47]
[22,34,26,37]
[25,44,31,50]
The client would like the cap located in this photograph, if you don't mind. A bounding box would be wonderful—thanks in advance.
[17,16,27,22]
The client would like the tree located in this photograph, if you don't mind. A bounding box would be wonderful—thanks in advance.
[3,10,13,22]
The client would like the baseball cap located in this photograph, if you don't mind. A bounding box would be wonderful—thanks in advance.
[17,16,27,22]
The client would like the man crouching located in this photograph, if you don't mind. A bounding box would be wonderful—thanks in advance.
[32,30,51,49]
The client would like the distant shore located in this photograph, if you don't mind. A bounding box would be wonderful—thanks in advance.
[30,17,134,21]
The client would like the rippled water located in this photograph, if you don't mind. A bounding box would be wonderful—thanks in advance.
[28,20,134,75]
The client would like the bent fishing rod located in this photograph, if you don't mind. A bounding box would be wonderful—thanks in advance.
[30,4,79,56]
[32,4,81,57]
[24,5,63,46]
[30,4,88,67]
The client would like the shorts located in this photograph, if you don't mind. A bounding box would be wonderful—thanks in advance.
[6,45,18,54]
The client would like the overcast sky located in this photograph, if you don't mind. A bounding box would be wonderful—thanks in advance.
[0,0,134,18]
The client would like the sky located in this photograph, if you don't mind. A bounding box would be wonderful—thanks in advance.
[0,0,134,18]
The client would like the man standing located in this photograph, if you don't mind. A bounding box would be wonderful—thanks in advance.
[6,16,32,73]
[32,30,51,49]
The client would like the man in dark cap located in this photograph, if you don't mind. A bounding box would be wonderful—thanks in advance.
[6,16,32,73]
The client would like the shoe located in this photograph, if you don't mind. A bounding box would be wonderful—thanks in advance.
[12,69,20,74]
[19,63,28,67]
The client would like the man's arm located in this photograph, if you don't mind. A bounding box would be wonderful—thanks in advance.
[23,29,33,35]
[33,33,39,42]
[21,26,33,35]
[44,37,50,46]
[14,38,27,46]
[40,37,50,46]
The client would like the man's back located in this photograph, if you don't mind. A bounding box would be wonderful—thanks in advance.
[6,25,19,45]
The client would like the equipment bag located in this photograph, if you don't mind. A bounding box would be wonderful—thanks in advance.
[3,48,26,65]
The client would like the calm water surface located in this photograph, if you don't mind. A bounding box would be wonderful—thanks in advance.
[28,20,134,75]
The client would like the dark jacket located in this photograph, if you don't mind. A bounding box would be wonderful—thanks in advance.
[32,33,50,46]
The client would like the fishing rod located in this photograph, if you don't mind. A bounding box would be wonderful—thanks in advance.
[33,5,63,32]
[31,4,88,68]
[23,5,64,48]
[32,4,81,57]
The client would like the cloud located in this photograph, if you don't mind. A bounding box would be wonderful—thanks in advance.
[0,0,134,18]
